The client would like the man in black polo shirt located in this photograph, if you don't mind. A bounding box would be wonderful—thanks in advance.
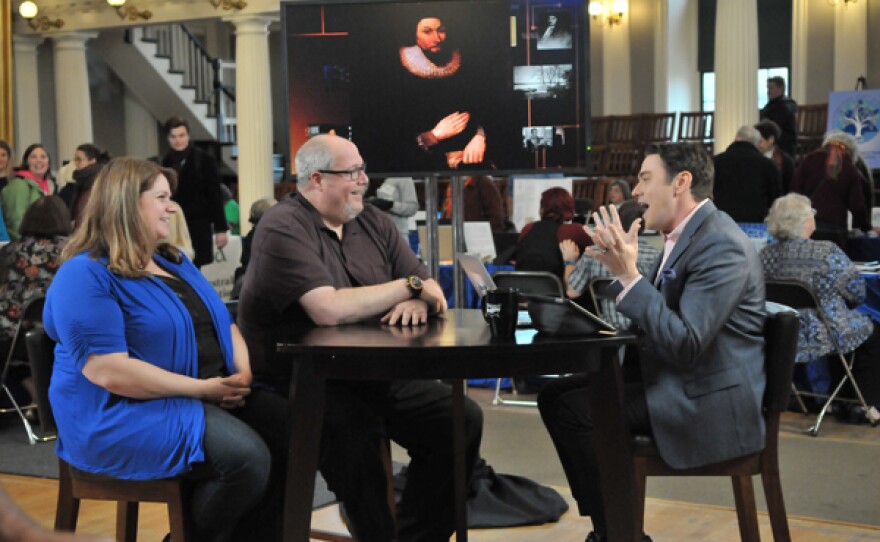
[238,134,484,542]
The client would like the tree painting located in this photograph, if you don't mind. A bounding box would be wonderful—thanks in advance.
[834,98,879,143]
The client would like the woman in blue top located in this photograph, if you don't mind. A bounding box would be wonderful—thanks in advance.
[45,157,278,542]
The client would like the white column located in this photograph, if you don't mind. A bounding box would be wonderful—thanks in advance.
[226,14,275,236]
[653,0,669,113]
[600,20,631,115]
[124,88,158,159]
[713,0,759,154]
[833,1,867,91]
[656,0,699,114]
[790,0,808,104]
[12,35,43,151]
[51,32,97,163]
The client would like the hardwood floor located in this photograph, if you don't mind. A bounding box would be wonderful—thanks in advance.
[3,472,880,541]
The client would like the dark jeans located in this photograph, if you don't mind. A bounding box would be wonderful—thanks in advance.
[319,379,483,542]
[183,394,276,542]
[537,372,650,536]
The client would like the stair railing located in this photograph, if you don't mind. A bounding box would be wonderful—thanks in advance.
[140,24,237,144]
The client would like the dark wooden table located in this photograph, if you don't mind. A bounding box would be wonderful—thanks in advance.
[278,309,640,542]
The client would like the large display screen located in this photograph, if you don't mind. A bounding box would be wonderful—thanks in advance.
[283,0,590,177]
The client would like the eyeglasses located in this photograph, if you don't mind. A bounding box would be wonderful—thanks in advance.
[318,163,367,181]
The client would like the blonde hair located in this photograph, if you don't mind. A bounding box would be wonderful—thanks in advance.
[62,157,179,277]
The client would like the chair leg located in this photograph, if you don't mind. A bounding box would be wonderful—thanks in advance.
[760,469,791,542]
[167,485,189,542]
[116,501,138,542]
[1,383,39,444]
[632,458,648,538]
[790,383,808,414]
[55,460,80,532]
[730,475,760,542]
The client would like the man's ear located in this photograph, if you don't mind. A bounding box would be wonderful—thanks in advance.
[310,171,324,190]
[674,171,692,196]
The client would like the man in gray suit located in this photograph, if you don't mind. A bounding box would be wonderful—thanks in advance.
[538,143,766,542]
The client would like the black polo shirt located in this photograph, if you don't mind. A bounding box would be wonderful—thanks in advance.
[238,192,429,390]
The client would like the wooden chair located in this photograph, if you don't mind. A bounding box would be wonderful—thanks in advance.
[765,279,878,436]
[21,326,190,542]
[56,458,190,542]
[640,112,677,144]
[0,294,47,444]
[795,104,828,163]
[630,310,800,541]
[678,111,714,153]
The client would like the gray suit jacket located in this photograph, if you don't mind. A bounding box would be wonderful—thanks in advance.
[617,201,767,469]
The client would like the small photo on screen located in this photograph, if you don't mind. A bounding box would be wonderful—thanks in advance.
[522,126,555,149]
[535,9,573,50]
[513,65,573,99]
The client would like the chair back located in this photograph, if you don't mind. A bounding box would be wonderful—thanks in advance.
[25,328,57,436]
[762,311,800,415]
[764,279,817,312]
[491,271,565,298]
[1,294,46,381]
[586,277,617,316]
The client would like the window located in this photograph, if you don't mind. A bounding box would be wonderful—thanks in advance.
[700,67,789,113]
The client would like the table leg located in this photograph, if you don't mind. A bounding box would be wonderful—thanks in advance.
[452,379,468,542]
[282,356,326,542]
[588,346,640,542]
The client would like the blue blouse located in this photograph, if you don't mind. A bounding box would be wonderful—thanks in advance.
[760,238,873,363]
[45,251,234,480]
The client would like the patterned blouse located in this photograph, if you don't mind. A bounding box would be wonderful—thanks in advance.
[760,238,873,363]
[0,235,66,340]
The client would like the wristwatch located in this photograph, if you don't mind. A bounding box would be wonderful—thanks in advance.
[405,276,424,299]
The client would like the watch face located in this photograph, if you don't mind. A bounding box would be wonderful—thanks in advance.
[410,276,423,289]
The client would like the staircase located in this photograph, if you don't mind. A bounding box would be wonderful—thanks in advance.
[91,24,237,163]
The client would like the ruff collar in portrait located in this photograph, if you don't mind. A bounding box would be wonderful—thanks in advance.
[399,46,461,79]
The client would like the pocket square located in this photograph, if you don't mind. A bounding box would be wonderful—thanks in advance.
[660,268,677,284]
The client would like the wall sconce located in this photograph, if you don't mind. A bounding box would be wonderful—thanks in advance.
[107,0,153,21]
[209,0,248,10]
[588,0,627,27]
[18,1,64,31]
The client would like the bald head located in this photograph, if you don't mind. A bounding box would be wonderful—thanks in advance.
[295,134,369,228]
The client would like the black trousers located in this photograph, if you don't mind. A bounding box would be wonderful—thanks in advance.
[537,371,650,536]
[320,379,483,542]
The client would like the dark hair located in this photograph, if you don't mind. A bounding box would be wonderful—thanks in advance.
[616,199,646,234]
[76,143,110,164]
[540,186,575,222]
[19,195,72,238]
[644,143,714,201]
[767,76,785,91]
[15,143,52,179]
[0,140,12,177]
[754,120,781,142]
[607,179,632,201]
[163,116,190,136]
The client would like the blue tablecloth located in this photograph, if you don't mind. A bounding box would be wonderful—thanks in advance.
[438,263,514,308]
[857,273,880,324]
